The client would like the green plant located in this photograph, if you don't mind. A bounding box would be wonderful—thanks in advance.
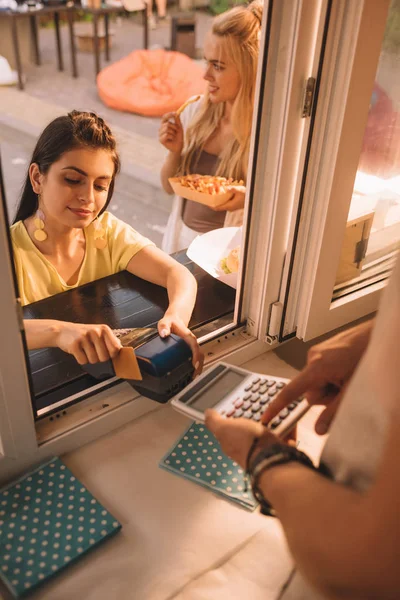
[209,0,241,16]
[382,0,400,54]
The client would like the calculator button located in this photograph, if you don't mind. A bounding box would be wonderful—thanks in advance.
[279,408,290,419]
[243,393,252,401]
[288,402,297,411]
[259,385,267,395]
[259,378,267,385]
[243,411,253,419]
[251,394,260,403]
[252,384,260,393]
[234,409,244,418]
[270,418,281,429]
[234,399,244,408]
[253,413,261,422]
[251,403,261,413]
[266,381,275,388]
[226,408,235,417]
[244,384,252,392]
[276,382,285,389]
[242,401,251,410]
[252,377,260,384]
[260,397,269,405]
[268,389,277,397]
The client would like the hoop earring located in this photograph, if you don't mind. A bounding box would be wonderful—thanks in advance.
[33,207,47,242]
[93,217,107,250]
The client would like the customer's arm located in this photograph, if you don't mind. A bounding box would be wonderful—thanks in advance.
[258,414,400,600]
[127,245,202,372]
[24,319,121,364]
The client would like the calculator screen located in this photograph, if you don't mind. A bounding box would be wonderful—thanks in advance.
[189,370,246,411]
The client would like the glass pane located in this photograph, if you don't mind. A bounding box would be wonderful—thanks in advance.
[0,3,264,417]
[336,0,400,288]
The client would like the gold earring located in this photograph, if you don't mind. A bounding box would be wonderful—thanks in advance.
[93,217,107,249]
[33,207,47,242]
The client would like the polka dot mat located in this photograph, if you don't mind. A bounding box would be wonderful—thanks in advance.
[159,422,258,511]
[0,457,121,598]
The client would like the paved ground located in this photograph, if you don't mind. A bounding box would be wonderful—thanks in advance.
[0,9,213,245]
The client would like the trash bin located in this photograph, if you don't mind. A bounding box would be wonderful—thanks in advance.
[171,13,196,59]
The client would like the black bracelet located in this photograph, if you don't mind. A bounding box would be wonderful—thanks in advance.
[243,435,262,492]
[249,443,332,516]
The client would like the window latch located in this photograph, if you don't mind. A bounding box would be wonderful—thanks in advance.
[302,77,316,118]
[265,301,283,344]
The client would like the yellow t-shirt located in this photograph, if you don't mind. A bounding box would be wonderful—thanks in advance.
[11,211,155,306]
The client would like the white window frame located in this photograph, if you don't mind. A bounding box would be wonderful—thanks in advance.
[279,0,392,342]
[0,0,338,482]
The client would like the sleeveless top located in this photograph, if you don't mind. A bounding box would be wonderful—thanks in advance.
[181,149,226,233]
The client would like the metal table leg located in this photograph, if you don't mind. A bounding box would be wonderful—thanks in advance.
[105,14,110,62]
[93,13,100,76]
[54,11,64,71]
[30,14,41,66]
[67,9,78,78]
[11,16,24,90]
[143,7,149,49]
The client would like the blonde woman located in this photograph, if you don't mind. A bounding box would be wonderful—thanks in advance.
[159,0,262,254]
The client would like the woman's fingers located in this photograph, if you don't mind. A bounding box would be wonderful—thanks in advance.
[157,318,171,339]
[102,326,122,359]
[71,344,90,366]
[213,189,246,212]
[79,334,99,364]
[175,327,203,374]
[76,326,121,364]
[314,388,345,435]
[261,364,321,424]
[88,330,111,363]
[159,317,203,374]
[161,112,176,124]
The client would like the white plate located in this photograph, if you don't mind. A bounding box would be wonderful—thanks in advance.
[187,227,242,289]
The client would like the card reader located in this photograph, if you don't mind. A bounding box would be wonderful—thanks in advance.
[82,330,194,403]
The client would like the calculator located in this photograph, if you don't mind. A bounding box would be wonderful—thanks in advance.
[171,362,309,437]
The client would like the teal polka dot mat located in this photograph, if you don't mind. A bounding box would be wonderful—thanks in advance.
[159,423,258,511]
[0,457,121,598]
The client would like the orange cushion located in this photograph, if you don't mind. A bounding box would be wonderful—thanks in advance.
[97,49,206,117]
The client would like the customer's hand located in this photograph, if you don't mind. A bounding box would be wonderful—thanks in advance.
[262,321,374,435]
[205,410,279,469]
[158,313,204,376]
[213,186,246,212]
[159,113,184,155]
[56,322,122,365]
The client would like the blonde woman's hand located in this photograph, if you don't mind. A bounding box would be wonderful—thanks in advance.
[159,113,184,155]
[56,322,122,365]
[213,186,246,212]
[158,313,204,377]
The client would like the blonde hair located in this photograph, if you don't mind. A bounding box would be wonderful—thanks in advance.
[180,0,262,182]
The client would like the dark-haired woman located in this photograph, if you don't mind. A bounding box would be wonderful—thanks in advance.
[11,111,201,370]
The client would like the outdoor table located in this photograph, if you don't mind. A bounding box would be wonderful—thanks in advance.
[79,4,148,77]
[1,2,148,90]
[1,4,77,90]
[24,250,235,417]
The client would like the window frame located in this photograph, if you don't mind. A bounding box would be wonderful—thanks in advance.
[277,0,393,342]
[0,0,344,481]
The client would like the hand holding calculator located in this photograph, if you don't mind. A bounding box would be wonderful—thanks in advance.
[171,362,309,437]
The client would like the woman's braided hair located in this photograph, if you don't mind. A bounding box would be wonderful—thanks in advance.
[14,110,121,223]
